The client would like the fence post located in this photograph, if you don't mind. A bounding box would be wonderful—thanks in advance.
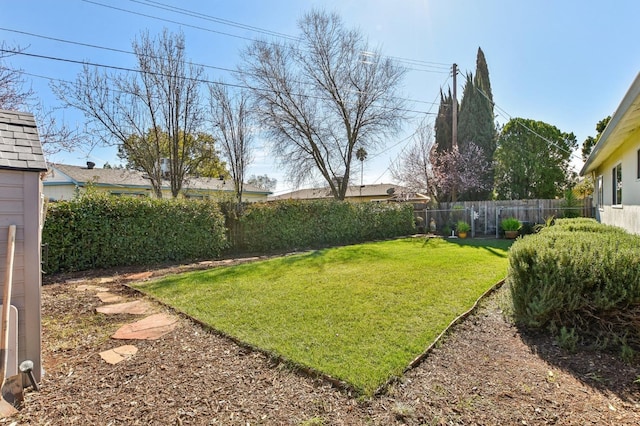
[470,206,474,238]
[495,207,500,239]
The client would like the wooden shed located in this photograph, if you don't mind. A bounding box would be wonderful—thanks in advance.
[0,109,47,383]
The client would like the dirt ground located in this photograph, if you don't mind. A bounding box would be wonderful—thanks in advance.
[8,257,640,425]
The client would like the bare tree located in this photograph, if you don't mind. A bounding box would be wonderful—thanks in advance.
[53,29,204,197]
[246,174,277,192]
[0,42,33,111]
[209,83,253,205]
[1,43,82,156]
[32,103,84,156]
[240,10,407,200]
[390,125,433,194]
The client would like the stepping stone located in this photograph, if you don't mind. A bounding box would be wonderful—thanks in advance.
[96,300,152,315]
[97,292,125,303]
[76,284,110,292]
[99,345,138,365]
[124,271,153,281]
[112,313,178,340]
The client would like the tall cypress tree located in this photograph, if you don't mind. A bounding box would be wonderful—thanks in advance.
[433,88,454,153]
[432,88,456,201]
[456,47,496,200]
[457,72,476,154]
[475,47,493,104]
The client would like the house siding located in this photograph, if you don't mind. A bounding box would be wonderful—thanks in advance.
[0,170,42,382]
[598,205,640,235]
[44,164,270,201]
[593,128,640,234]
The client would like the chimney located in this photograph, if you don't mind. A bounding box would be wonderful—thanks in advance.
[87,161,95,169]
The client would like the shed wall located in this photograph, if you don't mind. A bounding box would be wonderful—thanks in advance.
[0,169,42,381]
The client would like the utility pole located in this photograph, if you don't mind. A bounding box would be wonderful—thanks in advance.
[452,63,458,149]
[451,63,459,202]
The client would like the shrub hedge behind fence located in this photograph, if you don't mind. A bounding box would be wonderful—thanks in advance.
[508,218,640,354]
[43,195,416,274]
[43,194,228,273]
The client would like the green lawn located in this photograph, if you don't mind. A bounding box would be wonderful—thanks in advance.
[133,237,511,395]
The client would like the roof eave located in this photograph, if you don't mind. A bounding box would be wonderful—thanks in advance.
[580,72,640,176]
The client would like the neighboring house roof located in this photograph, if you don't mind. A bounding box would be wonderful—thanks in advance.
[0,109,47,172]
[581,72,640,176]
[44,163,271,195]
[182,176,269,195]
[270,183,417,201]
[48,163,151,188]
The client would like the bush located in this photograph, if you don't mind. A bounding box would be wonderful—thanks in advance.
[500,217,521,231]
[508,218,640,354]
[456,220,470,233]
[239,199,415,252]
[43,193,228,273]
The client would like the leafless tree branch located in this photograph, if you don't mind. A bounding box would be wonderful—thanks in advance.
[240,9,407,199]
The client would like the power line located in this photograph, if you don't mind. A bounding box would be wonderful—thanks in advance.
[131,0,451,73]
[371,74,451,184]
[132,0,453,72]
[0,27,240,76]
[129,0,299,41]
[0,27,443,108]
[474,85,581,160]
[81,0,449,74]
[81,0,261,43]
[3,48,437,116]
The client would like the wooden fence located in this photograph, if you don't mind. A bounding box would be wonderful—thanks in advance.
[414,198,594,237]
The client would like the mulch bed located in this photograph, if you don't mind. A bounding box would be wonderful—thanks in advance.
[8,258,640,425]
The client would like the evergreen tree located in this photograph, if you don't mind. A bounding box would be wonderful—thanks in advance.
[581,116,611,161]
[494,118,577,200]
[474,47,493,103]
[456,47,496,200]
[433,88,455,153]
[457,72,476,153]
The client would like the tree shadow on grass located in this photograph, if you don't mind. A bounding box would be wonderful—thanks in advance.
[423,237,512,258]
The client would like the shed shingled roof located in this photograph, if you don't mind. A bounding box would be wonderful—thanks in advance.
[0,109,47,171]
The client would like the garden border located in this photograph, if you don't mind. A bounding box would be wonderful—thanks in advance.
[373,277,507,396]
[126,255,508,398]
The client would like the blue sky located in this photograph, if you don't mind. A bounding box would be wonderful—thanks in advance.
[2,0,639,194]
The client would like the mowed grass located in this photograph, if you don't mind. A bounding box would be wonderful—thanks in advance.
[133,237,511,395]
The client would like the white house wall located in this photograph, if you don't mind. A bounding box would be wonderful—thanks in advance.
[43,185,77,201]
[594,128,640,235]
[598,205,640,235]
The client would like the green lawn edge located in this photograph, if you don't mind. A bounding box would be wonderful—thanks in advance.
[132,237,511,395]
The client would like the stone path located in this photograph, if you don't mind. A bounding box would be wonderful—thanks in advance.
[96,300,152,315]
[76,279,179,365]
[111,313,178,340]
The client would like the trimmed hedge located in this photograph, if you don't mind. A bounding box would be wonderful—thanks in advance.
[43,193,228,273]
[239,199,416,252]
[43,196,416,274]
[508,218,640,353]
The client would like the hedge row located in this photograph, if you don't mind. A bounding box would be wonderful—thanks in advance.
[508,218,640,353]
[42,196,416,274]
[239,199,415,252]
[43,193,228,273]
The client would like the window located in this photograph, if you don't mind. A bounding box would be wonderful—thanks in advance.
[612,163,622,205]
[597,175,603,207]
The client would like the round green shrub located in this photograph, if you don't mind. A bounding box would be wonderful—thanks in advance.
[508,218,640,352]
